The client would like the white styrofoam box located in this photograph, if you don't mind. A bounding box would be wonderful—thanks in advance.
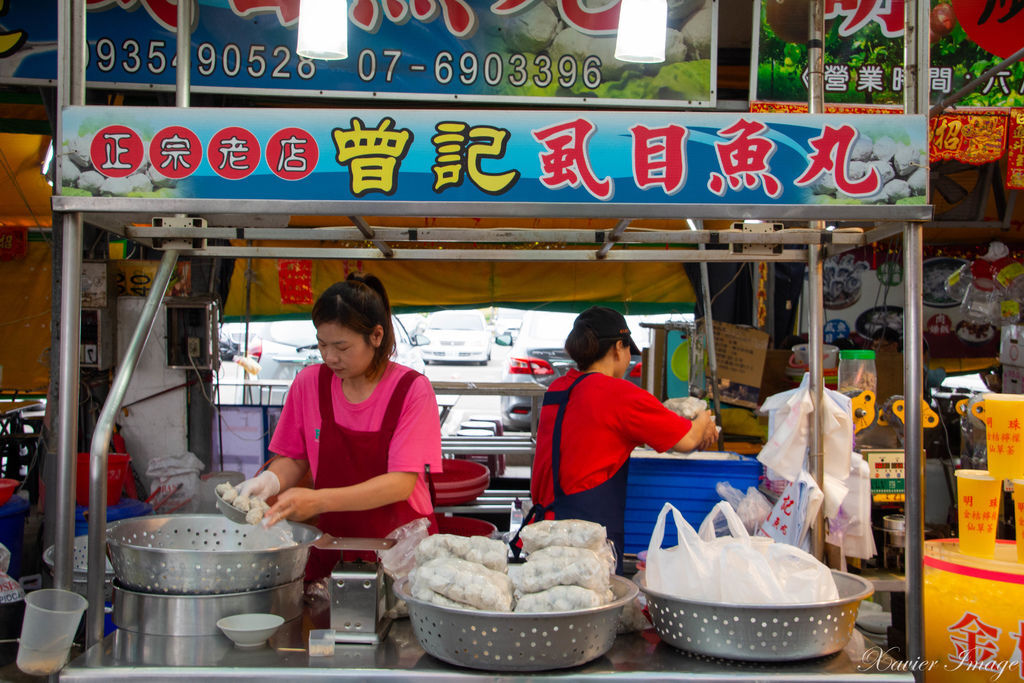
[1003,364,1024,394]
[1001,324,1024,366]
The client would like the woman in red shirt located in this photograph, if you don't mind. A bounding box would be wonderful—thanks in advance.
[527,306,718,572]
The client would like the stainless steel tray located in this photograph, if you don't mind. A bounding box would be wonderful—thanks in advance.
[112,578,303,636]
[394,574,638,672]
[642,570,873,662]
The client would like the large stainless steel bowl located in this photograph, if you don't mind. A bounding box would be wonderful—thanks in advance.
[106,514,322,595]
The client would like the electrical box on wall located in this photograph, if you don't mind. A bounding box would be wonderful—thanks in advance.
[81,308,114,370]
[165,298,219,370]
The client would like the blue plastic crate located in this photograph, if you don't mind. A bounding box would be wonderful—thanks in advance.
[623,453,763,554]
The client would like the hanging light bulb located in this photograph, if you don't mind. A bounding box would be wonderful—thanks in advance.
[296,0,349,60]
[614,0,667,63]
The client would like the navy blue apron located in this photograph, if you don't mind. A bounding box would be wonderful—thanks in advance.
[514,372,630,573]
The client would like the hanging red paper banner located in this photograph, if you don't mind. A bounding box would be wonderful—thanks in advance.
[1006,108,1024,190]
[277,259,313,305]
[0,227,28,261]
[750,101,901,115]
[930,113,1007,165]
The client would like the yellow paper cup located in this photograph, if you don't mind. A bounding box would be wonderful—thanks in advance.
[1014,479,1024,564]
[955,469,1001,558]
[971,393,1024,480]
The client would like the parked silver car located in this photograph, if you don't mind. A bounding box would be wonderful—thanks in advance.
[419,309,493,365]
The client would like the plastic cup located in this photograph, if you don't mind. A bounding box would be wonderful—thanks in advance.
[954,470,1001,558]
[16,588,88,676]
[1014,479,1024,564]
[971,394,1024,481]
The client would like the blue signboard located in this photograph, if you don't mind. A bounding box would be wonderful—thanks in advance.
[0,0,716,107]
[60,106,929,216]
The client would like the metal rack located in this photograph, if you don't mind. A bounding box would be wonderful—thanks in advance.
[49,3,934,675]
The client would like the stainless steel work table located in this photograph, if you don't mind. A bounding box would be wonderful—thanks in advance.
[62,606,913,682]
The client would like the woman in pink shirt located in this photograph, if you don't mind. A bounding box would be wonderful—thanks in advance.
[237,273,442,580]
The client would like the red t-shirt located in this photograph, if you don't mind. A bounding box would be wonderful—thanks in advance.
[529,369,692,508]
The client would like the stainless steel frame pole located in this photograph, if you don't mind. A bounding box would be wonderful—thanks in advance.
[52,0,88,595]
[86,250,179,646]
[806,0,826,560]
[904,0,930,673]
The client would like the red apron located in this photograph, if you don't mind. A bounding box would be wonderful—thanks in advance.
[305,363,436,581]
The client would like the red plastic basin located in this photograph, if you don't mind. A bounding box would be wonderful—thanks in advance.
[0,479,17,507]
[429,459,489,505]
[436,515,498,537]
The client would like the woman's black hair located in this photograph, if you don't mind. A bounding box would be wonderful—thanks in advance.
[564,321,621,371]
[312,273,395,380]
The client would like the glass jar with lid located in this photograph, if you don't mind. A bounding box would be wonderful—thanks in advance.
[837,349,877,397]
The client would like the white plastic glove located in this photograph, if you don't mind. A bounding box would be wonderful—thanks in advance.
[236,470,280,501]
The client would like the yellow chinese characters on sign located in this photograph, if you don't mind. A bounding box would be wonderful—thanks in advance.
[431,122,520,194]
[332,118,413,196]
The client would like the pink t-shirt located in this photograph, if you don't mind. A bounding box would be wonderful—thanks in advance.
[269,362,442,515]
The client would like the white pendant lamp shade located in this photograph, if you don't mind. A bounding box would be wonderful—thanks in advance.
[297,0,349,60]
[614,0,667,63]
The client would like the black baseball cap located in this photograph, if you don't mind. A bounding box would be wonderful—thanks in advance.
[575,306,641,355]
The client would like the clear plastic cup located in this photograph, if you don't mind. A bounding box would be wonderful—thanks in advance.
[954,470,1001,558]
[971,394,1024,481]
[1013,479,1024,564]
[16,588,88,676]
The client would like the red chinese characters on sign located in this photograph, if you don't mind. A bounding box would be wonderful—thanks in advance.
[266,127,318,181]
[491,0,619,35]
[708,118,782,199]
[230,0,300,26]
[149,126,202,180]
[948,612,1002,671]
[532,119,613,200]
[1007,108,1024,190]
[208,127,261,180]
[630,124,688,195]
[90,125,145,178]
[794,124,881,197]
[953,0,1024,59]
[0,226,27,261]
[352,0,477,37]
[277,259,313,305]
[824,0,904,38]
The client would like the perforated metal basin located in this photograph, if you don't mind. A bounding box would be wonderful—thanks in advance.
[106,514,321,595]
[642,570,873,662]
[394,575,638,672]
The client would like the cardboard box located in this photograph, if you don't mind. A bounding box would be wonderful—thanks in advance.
[1001,324,1024,366]
[696,319,769,409]
[1004,364,1024,394]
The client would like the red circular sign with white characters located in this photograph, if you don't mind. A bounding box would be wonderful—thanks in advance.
[927,313,954,337]
[149,126,202,180]
[207,127,261,180]
[266,128,318,181]
[89,125,144,178]
[953,0,1024,59]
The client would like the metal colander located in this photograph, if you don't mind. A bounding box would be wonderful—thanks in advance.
[642,570,873,661]
[393,575,638,672]
[43,535,115,601]
[105,514,321,595]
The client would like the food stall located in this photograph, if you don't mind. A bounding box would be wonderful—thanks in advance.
[25,1,939,680]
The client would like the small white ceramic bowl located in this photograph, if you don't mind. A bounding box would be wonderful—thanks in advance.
[216,613,284,648]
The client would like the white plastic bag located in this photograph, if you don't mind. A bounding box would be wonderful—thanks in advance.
[379,517,431,578]
[715,481,773,535]
[644,503,715,601]
[703,501,838,604]
[145,451,204,513]
[757,378,813,481]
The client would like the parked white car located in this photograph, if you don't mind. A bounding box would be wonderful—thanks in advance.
[419,309,492,365]
[219,315,427,387]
